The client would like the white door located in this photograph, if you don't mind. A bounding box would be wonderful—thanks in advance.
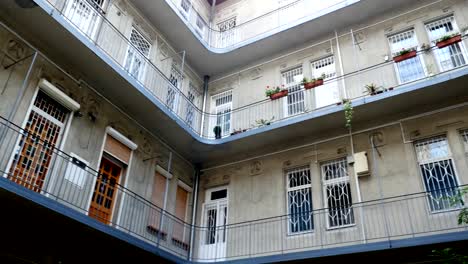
[210,91,232,138]
[124,27,151,82]
[167,66,183,113]
[425,16,467,72]
[312,56,340,108]
[63,0,106,39]
[199,188,228,261]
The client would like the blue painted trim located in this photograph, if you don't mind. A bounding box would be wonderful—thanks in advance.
[30,0,468,147]
[0,176,189,264]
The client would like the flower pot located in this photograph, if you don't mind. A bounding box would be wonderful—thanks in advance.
[436,34,462,49]
[304,79,324,90]
[393,50,417,63]
[269,90,288,100]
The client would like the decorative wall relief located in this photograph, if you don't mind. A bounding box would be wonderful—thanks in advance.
[249,160,263,176]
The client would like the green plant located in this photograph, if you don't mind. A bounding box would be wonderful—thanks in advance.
[316,73,326,80]
[420,43,431,51]
[364,83,382,95]
[437,32,460,43]
[253,117,275,127]
[343,100,353,129]
[265,85,286,97]
[396,47,415,57]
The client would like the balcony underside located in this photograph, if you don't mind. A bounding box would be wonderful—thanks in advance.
[131,0,414,77]
[1,0,468,167]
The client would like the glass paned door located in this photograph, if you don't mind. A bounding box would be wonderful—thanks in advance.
[282,67,304,117]
[167,66,183,113]
[216,17,237,48]
[210,91,232,138]
[312,56,340,108]
[63,0,106,39]
[124,27,151,82]
[426,16,467,72]
[199,188,228,261]
[388,30,426,83]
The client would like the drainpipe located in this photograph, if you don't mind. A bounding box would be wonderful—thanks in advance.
[188,165,201,261]
[200,75,209,136]
[349,131,366,243]
[209,0,217,46]
[334,30,347,99]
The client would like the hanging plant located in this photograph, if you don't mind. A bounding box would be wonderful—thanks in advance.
[343,100,353,129]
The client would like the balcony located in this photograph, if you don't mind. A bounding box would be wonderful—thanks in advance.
[2,0,468,166]
[0,114,467,262]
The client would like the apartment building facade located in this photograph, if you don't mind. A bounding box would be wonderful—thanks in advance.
[0,0,467,263]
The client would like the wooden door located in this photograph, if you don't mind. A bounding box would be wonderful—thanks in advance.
[89,157,121,224]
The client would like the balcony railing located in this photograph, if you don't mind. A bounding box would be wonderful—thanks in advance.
[168,0,355,50]
[0,114,466,262]
[36,0,468,141]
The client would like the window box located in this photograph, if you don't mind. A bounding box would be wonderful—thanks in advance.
[304,79,324,90]
[393,50,417,63]
[436,34,462,49]
[269,90,288,100]
[171,237,190,251]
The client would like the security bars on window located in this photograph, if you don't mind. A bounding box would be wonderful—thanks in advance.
[321,158,354,228]
[179,0,191,19]
[388,30,425,83]
[124,27,151,81]
[185,82,200,128]
[414,136,460,212]
[282,67,304,116]
[167,66,183,112]
[217,17,237,47]
[425,16,467,71]
[286,166,313,234]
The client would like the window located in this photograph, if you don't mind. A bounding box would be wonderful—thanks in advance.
[147,172,167,238]
[63,0,105,38]
[311,56,340,108]
[210,90,232,138]
[216,17,237,47]
[321,158,354,228]
[282,67,304,116]
[185,83,200,128]
[179,0,191,19]
[167,65,182,113]
[173,184,190,250]
[124,27,151,82]
[414,136,460,212]
[426,16,467,72]
[460,129,468,152]
[286,166,313,234]
[195,14,206,38]
[388,30,425,83]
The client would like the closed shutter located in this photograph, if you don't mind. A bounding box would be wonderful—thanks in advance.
[104,135,131,164]
[173,186,188,241]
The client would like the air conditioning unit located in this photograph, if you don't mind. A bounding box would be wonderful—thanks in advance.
[354,151,370,177]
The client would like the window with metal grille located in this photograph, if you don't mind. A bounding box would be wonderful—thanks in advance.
[211,90,232,137]
[414,136,461,212]
[167,66,182,112]
[388,30,425,83]
[179,0,191,19]
[185,82,200,127]
[63,0,105,38]
[460,130,468,153]
[195,14,206,37]
[286,166,313,234]
[321,158,354,228]
[311,56,340,108]
[217,17,237,47]
[124,27,151,81]
[425,16,467,72]
[282,67,304,116]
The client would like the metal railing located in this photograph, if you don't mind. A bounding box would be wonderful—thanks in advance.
[0,115,192,260]
[37,0,468,141]
[168,0,353,49]
[0,115,466,262]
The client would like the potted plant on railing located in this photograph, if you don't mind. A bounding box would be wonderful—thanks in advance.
[230,128,248,136]
[213,125,222,139]
[393,47,417,63]
[364,83,383,96]
[302,73,326,90]
[266,85,288,100]
[436,33,462,49]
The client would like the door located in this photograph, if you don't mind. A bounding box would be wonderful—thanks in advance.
[282,67,304,117]
[425,16,467,72]
[89,157,122,224]
[63,0,106,39]
[124,27,151,82]
[7,90,68,193]
[312,56,340,108]
[210,91,232,138]
[167,66,183,113]
[199,188,228,261]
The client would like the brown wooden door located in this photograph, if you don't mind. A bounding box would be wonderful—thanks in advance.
[89,157,121,224]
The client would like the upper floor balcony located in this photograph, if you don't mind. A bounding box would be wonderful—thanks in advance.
[2,0,468,165]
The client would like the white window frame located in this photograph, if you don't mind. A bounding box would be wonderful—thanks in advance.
[63,0,107,40]
[185,82,200,128]
[195,14,206,38]
[414,135,462,213]
[321,157,355,229]
[460,129,468,153]
[311,56,340,108]
[281,66,304,117]
[124,26,152,82]
[285,166,314,235]
[388,29,427,84]
[167,65,183,113]
[179,0,192,20]
[425,16,468,72]
[216,17,238,48]
[210,90,233,138]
